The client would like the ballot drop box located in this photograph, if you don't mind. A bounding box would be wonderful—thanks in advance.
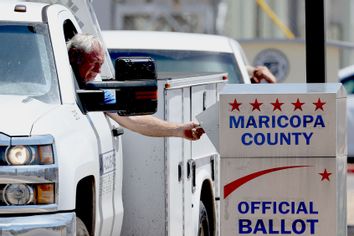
[219,84,347,236]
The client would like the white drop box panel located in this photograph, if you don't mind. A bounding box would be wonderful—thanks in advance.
[217,83,347,236]
[221,156,347,236]
[121,73,226,236]
[219,83,347,158]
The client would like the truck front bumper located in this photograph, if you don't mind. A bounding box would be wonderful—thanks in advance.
[0,212,75,236]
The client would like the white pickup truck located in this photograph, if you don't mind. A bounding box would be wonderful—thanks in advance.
[0,1,159,235]
[0,1,229,236]
[103,30,252,85]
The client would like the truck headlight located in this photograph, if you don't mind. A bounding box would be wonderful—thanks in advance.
[5,145,32,165]
[5,145,54,165]
[1,183,55,206]
[3,184,34,205]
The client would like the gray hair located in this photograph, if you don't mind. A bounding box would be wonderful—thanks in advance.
[66,33,102,53]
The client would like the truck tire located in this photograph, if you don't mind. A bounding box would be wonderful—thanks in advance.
[76,217,90,236]
[198,201,211,236]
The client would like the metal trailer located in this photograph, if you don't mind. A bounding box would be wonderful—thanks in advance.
[120,72,227,236]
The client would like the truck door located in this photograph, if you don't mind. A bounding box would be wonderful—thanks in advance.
[49,10,122,235]
[86,112,118,236]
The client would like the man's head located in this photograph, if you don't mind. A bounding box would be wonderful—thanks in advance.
[67,34,104,84]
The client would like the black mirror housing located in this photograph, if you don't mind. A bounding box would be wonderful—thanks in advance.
[115,57,157,81]
[77,80,157,115]
[77,57,158,115]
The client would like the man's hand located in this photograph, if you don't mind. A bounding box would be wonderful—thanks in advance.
[180,122,205,141]
[248,65,277,84]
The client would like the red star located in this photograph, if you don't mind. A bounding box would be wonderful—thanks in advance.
[250,99,263,111]
[271,98,284,111]
[319,169,332,181]
[229,99,242,112]
[313,98,326,111]
[292,98,305,111]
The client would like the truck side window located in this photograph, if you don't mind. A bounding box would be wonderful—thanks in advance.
[63,20,77,42]
[63,20,82,90]
[63,20,86,112]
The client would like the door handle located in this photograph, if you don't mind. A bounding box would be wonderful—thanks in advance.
[203,91,207,111]
[112,127,124,137]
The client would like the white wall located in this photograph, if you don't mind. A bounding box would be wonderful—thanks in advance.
[92,0,112,30]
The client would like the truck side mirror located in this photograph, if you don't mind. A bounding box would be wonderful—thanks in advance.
[77,57,158,116]
[114,57,156,81]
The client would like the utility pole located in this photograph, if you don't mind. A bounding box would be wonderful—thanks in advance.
[305,0,326,83]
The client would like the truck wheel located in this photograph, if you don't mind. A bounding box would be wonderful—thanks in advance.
[76,217,90,236]
[198,201,211,236]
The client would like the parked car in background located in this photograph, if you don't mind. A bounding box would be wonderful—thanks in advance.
[338,65,354,234]
[102,30,251,84]
[339,65,354,94]
[339,65,354,159]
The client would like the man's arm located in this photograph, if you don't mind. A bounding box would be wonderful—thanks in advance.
[106,113,204,141]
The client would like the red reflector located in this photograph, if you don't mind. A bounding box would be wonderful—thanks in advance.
[135,91,157,100]
[348,164,354,173]
[222,75,228,80]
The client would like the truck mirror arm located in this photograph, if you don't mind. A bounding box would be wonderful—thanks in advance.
[76,80,158,115]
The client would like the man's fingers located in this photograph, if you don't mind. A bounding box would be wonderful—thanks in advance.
[190,127,205,140]
[255,67,277,83]
[195,127,205,135]
[251,76,260,83]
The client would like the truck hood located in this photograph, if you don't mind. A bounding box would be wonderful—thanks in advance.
[0,96,58,136]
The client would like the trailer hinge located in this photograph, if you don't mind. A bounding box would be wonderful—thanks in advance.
[187,159,196,193]
[210,155,215,181]
[178,162,183,182]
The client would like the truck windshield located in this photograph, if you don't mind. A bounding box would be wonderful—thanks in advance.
[108,49,243,84]
[0,23,60,104]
